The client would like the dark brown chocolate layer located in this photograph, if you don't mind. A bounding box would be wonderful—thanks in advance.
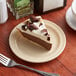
[18,29,52,50]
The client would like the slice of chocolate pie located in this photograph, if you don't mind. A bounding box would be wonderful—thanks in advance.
[17,16,52,50]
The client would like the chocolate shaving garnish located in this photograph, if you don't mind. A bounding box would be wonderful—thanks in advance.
[39,23,43,27]
[30,16,40,22]
[41,29,47,33]
[47,37,50,41]
[44,33,48,36]
[23,20,38,31]
[22,25,27,31]
[27,23,38,31]
[26,21,30,25]
[28,26,34,31]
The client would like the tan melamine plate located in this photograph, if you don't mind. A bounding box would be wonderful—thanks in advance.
[9,20,66,63]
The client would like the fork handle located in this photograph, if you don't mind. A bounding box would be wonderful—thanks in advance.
[16,64,59,76]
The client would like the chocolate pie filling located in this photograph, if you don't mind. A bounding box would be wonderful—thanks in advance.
[18,29,52,50]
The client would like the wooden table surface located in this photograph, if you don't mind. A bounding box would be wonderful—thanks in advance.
[0,0,76,76]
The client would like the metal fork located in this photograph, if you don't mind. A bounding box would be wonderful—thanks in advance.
[0,54,59,76]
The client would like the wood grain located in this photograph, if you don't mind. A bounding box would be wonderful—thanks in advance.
[0,0,76,76]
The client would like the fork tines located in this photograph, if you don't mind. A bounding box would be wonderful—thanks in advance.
[0,54,10,66]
